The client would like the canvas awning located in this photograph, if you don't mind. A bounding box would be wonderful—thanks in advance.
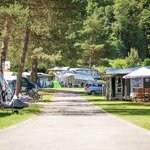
[74,74,95,81]
[62,73,74,78]
[123,67,150,79]
[62,72,95,81]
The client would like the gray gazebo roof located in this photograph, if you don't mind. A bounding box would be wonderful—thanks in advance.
[123,67,150,78]
[103,66,150,76]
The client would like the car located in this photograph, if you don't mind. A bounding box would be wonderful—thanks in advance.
[84,82,103,95]
[7,77,38,92]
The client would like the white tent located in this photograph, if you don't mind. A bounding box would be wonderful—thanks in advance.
[62,72,95,87]
[62,72,74,78]
[62,72,95,81]
[74,73,95,81]
[123,67,150,79]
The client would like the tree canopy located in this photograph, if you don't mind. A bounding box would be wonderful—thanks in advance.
[0,0,149,71]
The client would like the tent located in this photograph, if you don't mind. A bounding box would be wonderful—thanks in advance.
[74,73,95,81]
[53,81,61,88]
[61,72,95,87]
[123,67,150,78]
[62,72,95,81]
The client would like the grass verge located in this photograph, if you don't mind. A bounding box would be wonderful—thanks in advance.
[45,87,84,92]
[81,93,150,130]
[39,88,54,102]
[0,104,43,130]
[0,88,54,130]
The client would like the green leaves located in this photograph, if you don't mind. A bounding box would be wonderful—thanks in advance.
[126,48,142,68]
[0,0,149,71]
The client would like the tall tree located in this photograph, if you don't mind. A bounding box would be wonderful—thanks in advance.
[74,1,114,67]
[1,14,11,73]
[113,0,148,58]
[0,3,28,73]
[16,28,30,95]
[139,2,150,57]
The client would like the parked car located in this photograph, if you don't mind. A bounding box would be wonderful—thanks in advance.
[84,82,103,95]
[7,77,38,92]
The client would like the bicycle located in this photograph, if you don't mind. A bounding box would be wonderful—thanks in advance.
[32,91,43,101]
[26,89,43,102]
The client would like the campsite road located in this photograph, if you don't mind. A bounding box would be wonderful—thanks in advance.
[0,90,150,150]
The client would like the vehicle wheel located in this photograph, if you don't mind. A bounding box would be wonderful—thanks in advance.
[90,91,96,95]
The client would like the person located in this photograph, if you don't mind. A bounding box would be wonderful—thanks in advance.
[81,82,84,88]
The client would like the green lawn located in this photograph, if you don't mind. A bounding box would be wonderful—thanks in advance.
[0,88,54,130]
[39,88,54,102]
[48,87,84,92]
[82,94,150,130]
[0,104,43,129]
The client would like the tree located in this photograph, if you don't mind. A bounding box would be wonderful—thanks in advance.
[0,3,28,74]
[126,48,141,68]
[74,1,115,67]
[110,58,127,68]
[16,28,30,95]
[113,0,148,58]
[14,0,85,91]
[139,3,150,57]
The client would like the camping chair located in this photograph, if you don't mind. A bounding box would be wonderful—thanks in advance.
[132,88,145,102]
[135,88,145,102]
[144,88,150,102]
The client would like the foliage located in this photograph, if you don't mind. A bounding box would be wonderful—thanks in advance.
[98,58,111,67]
[126,48,142,68]
[113,0,148,58]
[94,66,109,73]
[110,58,127,68]
[0,0,150,72]
[75,2,114,67]
[143,58,150,66]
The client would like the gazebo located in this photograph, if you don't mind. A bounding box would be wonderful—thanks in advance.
[123,67,150,101]
[123,67,150,79]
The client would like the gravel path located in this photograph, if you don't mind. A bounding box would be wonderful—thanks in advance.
[0,90,150,150]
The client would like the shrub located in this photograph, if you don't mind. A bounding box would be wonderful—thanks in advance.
[126,48,141,68]
[143,58,150,66]
[110,58,127,68]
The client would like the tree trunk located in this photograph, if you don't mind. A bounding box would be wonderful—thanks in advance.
[30,57,38,84]
[1,15,11,74]
[89,56,92,69]
[15,28,30,96]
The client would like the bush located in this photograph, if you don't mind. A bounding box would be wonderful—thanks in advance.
[143,58,150,66]
[110,58,127,68]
